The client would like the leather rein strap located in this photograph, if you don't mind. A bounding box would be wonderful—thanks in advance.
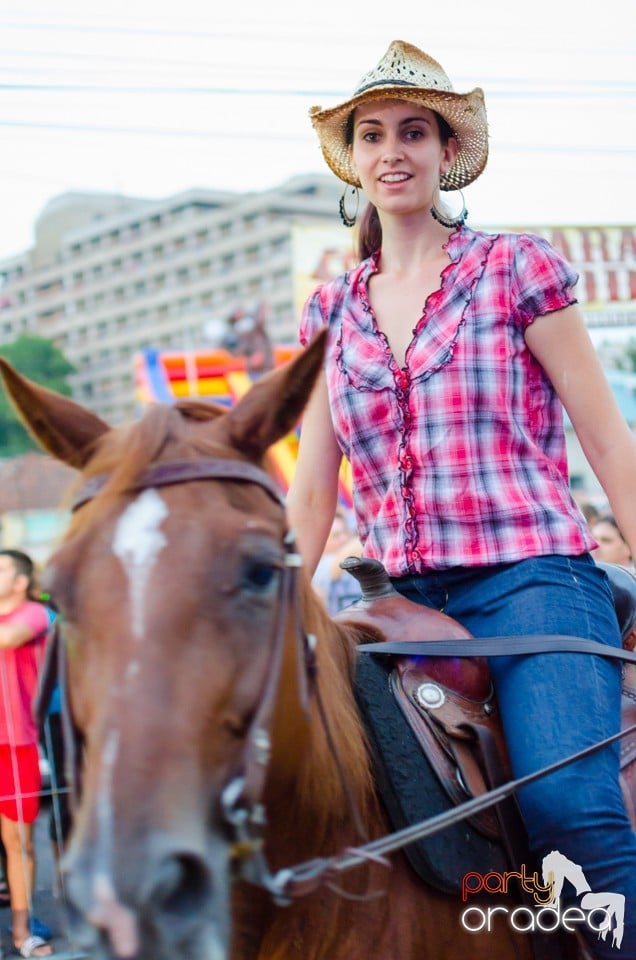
[357,635,636,664]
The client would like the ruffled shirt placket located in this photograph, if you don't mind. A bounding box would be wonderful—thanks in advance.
[394,366,420,567]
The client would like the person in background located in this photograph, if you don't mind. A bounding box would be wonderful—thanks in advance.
[575,497,600,531]
[591,514,634,569]
[312,508,362,615]
[0,549,52,957]
[287,39,636,958]
[222,302,274,375]
[37,594,72,898]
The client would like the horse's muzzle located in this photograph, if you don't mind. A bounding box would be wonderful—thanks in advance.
[62,837,231,960]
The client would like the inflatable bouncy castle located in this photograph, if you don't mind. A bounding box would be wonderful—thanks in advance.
[133,343,353,506]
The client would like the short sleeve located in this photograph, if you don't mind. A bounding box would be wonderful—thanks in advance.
[511,234,579,329]
[16,601,49,640]
[299,286,328,347]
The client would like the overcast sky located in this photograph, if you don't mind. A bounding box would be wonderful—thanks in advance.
[0,0,634,261]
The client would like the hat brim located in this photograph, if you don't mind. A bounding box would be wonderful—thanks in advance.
[310,84,488,191]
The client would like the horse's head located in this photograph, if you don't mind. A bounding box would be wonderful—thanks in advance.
[0,334,326,960]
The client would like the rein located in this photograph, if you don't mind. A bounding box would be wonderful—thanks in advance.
[357,635,636,664]
[262,720,636,904]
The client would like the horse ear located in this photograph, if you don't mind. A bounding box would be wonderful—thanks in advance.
[225,330,327,460]
[0,358,110,468]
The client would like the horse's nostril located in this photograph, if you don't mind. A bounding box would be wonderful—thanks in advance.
[153,853,211,917]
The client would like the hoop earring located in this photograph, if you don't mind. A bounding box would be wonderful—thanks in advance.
[430,186,468,229]
[339,186,359,228]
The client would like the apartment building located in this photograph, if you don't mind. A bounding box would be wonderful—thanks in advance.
[0,177,634,427]
[0,175,344,423]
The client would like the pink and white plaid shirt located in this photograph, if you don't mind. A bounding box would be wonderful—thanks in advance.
[299,227,595,576]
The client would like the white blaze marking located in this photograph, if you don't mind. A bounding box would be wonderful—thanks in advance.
[88,731,140,957]
[112,488,168,637]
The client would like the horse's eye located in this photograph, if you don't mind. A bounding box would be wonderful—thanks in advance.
[242,560,280,594]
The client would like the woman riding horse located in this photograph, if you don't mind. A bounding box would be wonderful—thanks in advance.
[287,39,636,959]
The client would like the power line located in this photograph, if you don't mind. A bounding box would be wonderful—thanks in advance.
[0,82,323,95]
[0,81,633,98]
[0,119,306,140]
[0,48,631,87]
[1,18,633,56]
[1,20,289,39]
[0,118,633,155]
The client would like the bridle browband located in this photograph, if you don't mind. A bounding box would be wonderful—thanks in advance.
[71,458,287,512]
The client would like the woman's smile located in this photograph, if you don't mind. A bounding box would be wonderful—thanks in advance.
[378,172,412,183]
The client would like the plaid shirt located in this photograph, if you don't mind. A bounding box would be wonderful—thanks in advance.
[299,227,595,575]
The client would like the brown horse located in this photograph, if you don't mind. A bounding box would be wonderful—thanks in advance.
[1,337,580,960]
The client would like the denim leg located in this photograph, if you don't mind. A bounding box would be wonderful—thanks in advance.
[393,556,636,958]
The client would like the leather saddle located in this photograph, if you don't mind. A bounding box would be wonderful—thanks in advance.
[338,557,636,878]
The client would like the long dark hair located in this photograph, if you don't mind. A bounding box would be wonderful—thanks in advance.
[346,108,456,261]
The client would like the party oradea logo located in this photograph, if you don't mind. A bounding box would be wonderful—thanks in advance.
[461,850,624,950]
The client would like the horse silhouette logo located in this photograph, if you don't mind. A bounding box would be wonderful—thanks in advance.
[542,850,625,949]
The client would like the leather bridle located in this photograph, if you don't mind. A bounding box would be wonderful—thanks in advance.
[42,457,321,896]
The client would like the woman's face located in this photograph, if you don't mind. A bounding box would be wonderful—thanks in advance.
[591,520,632,567]
[350,100,457,217]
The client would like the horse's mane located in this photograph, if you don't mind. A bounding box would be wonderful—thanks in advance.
[278,579,378,856]
[91,400,229,485]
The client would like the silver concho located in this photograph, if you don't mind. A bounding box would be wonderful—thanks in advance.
[414,682,445,709]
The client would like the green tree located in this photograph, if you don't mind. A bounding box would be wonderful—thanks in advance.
[0,335,75,456]
[624,340,636,373]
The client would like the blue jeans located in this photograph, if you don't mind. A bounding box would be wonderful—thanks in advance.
[392,554,636,959]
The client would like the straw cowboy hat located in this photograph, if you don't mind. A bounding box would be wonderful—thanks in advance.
[310,40,488,191]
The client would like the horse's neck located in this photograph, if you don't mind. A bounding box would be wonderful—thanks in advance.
[267,616,380,865]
